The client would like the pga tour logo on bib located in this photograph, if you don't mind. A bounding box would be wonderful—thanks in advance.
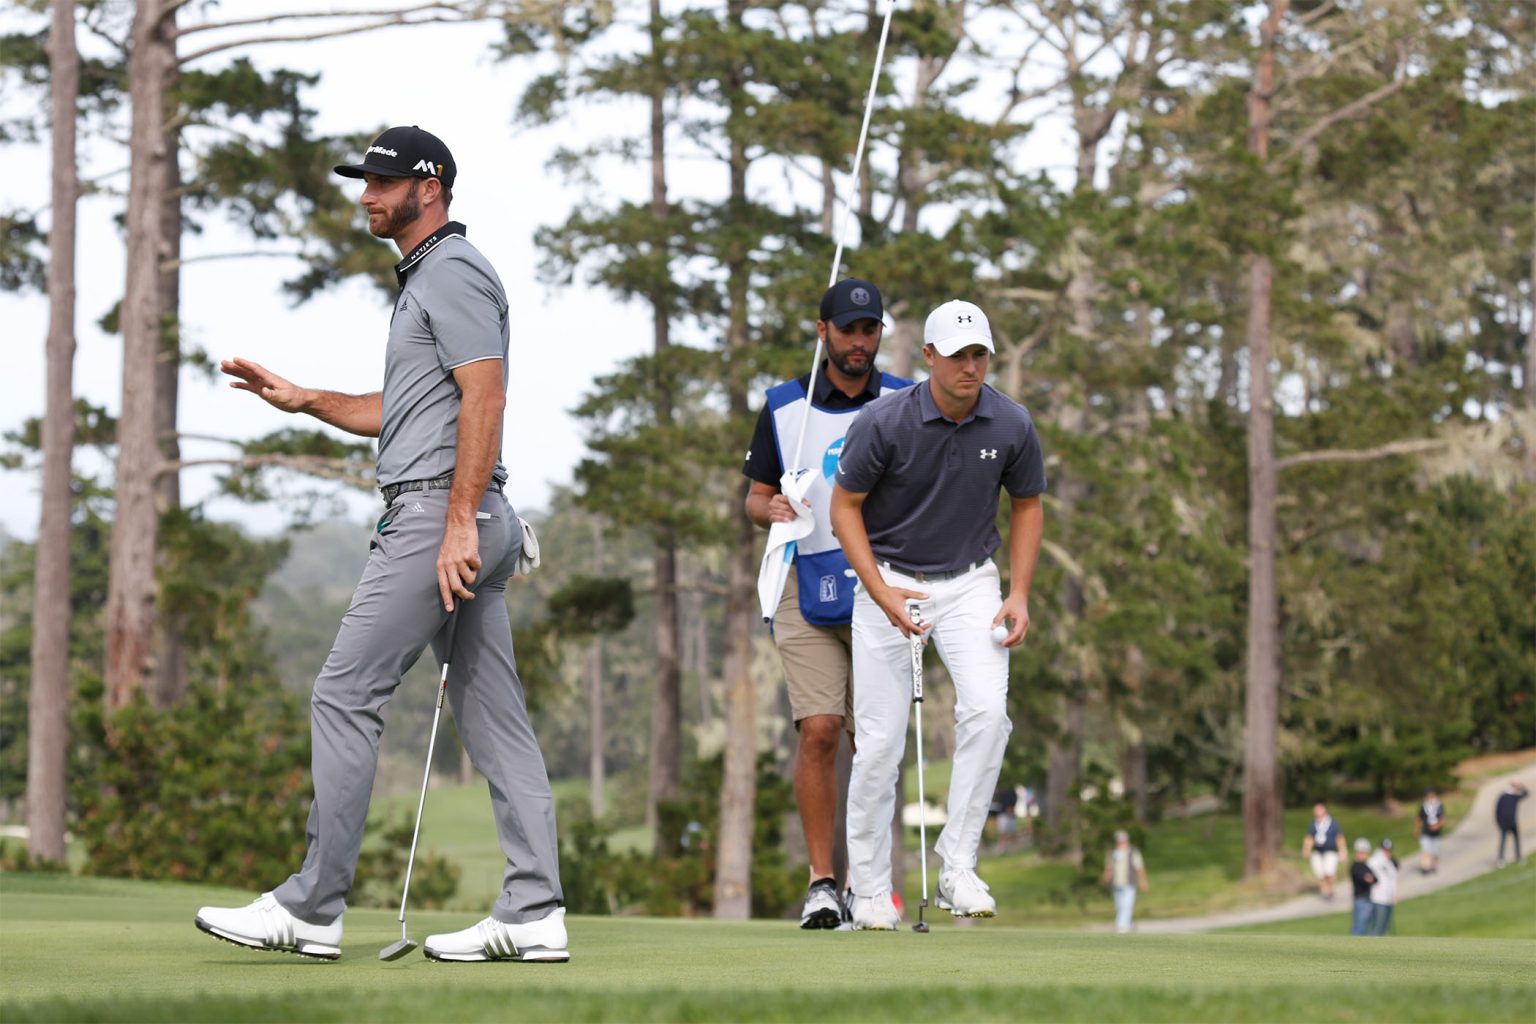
[822,437,845,482]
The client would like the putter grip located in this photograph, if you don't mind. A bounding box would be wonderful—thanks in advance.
[908,603,924,703]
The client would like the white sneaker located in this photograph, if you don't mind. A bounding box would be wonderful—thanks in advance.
[849,891,901,930]
[194,893,342,960]
[937,868,996,918]
[800,878,843,930]
[423,907,570,962]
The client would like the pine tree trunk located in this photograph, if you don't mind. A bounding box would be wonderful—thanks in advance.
[26,0,80,864]
[714,13,757,916]
[643,0,682,847]
[589,520,606,818]
[105,0,174,713]
[715,486,757,918]
[153,107,186,709]
[1525,235,1535,481]
[1241,0,1288,879]
[1044,691,1085,856]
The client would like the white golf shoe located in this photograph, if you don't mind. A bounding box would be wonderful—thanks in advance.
[849,891,901,931]
[800,878,843,930]
[937,867,996,918]
[194,892,342,960]
[423,907,570,963]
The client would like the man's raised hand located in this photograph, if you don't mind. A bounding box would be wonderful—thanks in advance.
[221,357,308,414]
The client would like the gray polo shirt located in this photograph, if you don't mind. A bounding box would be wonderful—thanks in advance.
[835,381,1046,572]
[378,222,510,489]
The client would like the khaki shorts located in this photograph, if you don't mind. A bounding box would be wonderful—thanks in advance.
[773,564,854,732]
[1310,850,1340,878]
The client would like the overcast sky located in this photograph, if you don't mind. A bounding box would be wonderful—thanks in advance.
[0,1,1083,544]
[0,4,674,541]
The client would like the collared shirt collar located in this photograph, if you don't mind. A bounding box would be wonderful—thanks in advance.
[917,380,994,424]
[395,221,467,286]
[810,361,881,405]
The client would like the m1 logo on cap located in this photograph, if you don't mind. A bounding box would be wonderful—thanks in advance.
[850,287,871,306]
[413,159,442,175]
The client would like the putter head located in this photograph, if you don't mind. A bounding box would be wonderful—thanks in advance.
[378,938,418,961]
[913,920,930,933]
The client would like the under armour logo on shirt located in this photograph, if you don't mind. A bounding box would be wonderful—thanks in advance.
[979,448,998,459]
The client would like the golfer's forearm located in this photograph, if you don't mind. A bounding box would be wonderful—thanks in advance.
[1006,496,1044,599]
[301,389,382,437]
[830,488,884,598]
[447,387,505,526]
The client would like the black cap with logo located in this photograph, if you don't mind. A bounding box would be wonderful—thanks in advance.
[334,126,457,189]
[819,278,884,328]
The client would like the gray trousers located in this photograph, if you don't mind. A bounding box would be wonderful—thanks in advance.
[273,487,563,925]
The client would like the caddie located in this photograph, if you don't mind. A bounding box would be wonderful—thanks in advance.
[830,299,1046,929]
[196,126,568,962]
[743,279,912,928]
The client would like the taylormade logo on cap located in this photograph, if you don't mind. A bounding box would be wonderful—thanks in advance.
[924,299,995,357]
[335,125,457,189]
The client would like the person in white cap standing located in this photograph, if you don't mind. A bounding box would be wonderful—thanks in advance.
[830,299,1046,929]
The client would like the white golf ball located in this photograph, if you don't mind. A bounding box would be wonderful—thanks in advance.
[991,624,1009,645]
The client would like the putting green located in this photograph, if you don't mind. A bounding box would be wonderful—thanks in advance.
[2,873,1532,1022]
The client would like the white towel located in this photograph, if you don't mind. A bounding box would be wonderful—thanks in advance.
[756,468,816,622]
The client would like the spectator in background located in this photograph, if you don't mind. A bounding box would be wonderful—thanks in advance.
[1495,781,1529,868]
[1102,830,1149,934]
[1348,838,1377,936]
[1367,838,1399,936]
[989,785,1019,853]
[1415,788,1445,875]
[1301,802,1347,901]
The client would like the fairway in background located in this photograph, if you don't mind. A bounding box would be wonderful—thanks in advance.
[1229,860,1536,940]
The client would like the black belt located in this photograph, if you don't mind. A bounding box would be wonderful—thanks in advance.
[380,474,502,505]
[879,560,980,583]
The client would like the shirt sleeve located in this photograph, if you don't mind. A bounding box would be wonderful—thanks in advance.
[743,405,782,485]
[420,254,508,371]
[834,405,887,493]
[1002,416,1047,498]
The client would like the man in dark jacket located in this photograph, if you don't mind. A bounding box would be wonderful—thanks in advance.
[1348,838,1377,936]
[1495,781,1529,868]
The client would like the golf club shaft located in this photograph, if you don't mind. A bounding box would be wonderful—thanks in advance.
[396,613,459,926]
[909,602,929,916]
[786,0,898,473]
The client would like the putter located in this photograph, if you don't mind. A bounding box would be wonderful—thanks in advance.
[379,611,460,961]
[908,600,931,934]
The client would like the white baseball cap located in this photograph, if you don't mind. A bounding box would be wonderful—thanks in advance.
[924,300,994,356]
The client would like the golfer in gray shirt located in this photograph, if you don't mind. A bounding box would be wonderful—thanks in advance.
[197,126,567,963]
[831,299,1046,929]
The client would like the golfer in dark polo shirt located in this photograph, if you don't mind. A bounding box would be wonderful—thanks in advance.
[830,299,1046,929]
[197,126,567,963]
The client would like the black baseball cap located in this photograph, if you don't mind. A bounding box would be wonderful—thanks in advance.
[334,126,457,189]
[819,279,883,328]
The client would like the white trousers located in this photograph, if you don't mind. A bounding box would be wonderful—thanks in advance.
[846,562,1012,896]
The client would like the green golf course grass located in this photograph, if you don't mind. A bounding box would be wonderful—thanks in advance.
[3,870,1532,1022]
[369,765,1487,924]
[1232,859,1536,939]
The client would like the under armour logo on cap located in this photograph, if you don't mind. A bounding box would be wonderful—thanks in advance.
[820,278,885,328]
[924,299,995,357]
